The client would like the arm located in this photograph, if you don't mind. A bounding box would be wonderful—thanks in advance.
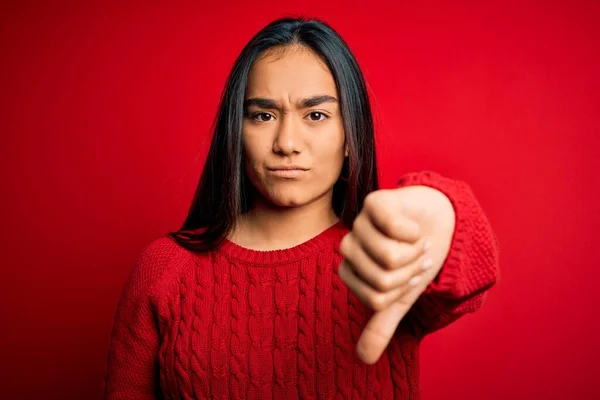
[397,170,500,336]
[104,238,174,399]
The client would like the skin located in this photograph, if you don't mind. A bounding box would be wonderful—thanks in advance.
[338,185,455,364]
[229,44,348,250]
[228,44,456,365]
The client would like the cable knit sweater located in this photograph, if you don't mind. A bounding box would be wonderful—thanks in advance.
[103,170,500,400]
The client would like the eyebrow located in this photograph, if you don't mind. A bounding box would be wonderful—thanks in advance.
[244,95,338,110]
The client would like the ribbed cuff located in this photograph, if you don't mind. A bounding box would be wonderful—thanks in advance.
[396,170,471,299]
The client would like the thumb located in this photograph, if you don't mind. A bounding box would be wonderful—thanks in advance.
[356,300,412,364]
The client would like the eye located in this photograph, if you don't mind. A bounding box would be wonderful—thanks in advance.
[251,112,274,122]
[308,111,328,122]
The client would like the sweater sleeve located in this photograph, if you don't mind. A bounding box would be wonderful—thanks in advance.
[103,237,177,400]
[396,170,500,337]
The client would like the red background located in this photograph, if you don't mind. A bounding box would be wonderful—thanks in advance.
[2,1,599,399]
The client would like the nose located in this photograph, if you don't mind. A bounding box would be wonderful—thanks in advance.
[272,113,302,155]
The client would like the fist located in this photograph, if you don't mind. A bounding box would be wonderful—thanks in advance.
[338,186,455,364]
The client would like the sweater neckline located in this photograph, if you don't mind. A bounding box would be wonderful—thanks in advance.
[216,220,347,266]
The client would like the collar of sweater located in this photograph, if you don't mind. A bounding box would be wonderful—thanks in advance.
[215,220,347,266]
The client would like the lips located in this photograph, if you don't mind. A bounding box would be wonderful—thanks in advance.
[267,166,308,178]
[268,165,309,171]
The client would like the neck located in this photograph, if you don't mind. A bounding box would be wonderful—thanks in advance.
[229,192,339,251]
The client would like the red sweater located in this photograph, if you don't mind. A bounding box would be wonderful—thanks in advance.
[103,170,500,400]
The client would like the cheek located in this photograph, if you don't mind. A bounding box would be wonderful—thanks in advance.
[314,140,346,177]
[242,140,271,191]
[242,137,264,170]
[323,154,346,183]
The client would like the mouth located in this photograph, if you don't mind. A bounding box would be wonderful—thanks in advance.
[268,165,309,171]
[267,167,309,178]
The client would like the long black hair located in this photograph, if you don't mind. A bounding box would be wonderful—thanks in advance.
[168,16,379,252]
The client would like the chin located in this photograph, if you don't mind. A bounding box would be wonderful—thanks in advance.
[268,194,307,208]
[255,180,331,209]
[258,186,310,207]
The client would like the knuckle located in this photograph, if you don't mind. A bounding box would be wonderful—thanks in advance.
[339,234,352,255]
[368,293,387,311]
[363,192,378,209]
[353,213,366,232]
[374,272,393,292]
[388,219,405,234]
[383,250,404,269]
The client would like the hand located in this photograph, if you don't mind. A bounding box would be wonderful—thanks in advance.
[338,185,455,364]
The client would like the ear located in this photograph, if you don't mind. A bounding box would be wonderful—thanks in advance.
[345,143,349,157]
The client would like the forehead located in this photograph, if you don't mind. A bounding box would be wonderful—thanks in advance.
[246,45,338,97]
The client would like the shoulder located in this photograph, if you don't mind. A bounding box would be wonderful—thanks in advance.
[135,236,185,269]
[123,236,191,299]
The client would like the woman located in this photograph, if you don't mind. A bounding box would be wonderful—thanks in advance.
[104,17,499,399]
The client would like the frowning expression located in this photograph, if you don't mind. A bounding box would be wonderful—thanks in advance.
[242,45,347,208]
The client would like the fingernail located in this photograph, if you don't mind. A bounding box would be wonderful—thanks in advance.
[421,258,433,271]
[408,275,422,286]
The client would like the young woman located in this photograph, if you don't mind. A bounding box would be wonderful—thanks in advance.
[104,17,499,399]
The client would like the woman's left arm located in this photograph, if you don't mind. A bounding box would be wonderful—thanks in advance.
[395,170,501,336]
[338,170,500,363]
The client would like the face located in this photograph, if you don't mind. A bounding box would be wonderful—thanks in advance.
[242,45,347,209]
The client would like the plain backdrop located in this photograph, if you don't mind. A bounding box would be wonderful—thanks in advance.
[2,1,599,399]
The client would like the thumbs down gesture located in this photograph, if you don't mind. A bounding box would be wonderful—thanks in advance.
[338,185,456,364]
